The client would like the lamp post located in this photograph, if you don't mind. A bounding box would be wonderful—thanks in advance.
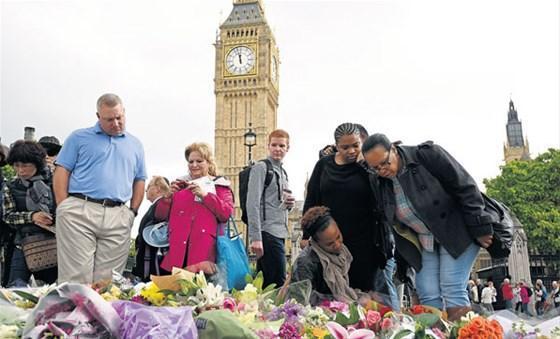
[243,123,257,253]
[243,123,257,166]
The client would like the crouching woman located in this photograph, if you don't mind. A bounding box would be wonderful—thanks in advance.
[292,206,364,305]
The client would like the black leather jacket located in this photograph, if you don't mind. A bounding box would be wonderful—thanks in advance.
[379,142,495,271]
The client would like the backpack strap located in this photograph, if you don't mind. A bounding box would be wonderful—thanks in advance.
[261,159,274,221]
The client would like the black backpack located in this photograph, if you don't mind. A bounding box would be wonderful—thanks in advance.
[239,159,285,225]
[526,286,533,297]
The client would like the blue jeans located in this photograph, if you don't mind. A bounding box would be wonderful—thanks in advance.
[415,242,479,309]
[383,257,400,311]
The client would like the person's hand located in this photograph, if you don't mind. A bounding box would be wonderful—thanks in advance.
[321,145,336,156]
[251,240,264,259]
[186,181,207,199]
[299,239,309,249]
[186,261,217,275]
[45,156,56,171]
[170,180,185,193]
[477,234,493,248]
[284,194,295,209]
[32,211,53,227]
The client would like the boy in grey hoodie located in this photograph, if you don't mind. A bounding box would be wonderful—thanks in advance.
[247,129,294,288]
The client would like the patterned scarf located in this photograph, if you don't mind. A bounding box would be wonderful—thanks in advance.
[20,173,53,214]
[310,240,358,303]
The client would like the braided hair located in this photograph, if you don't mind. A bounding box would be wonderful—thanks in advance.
[301,206,333,241]
[333,123,360,144]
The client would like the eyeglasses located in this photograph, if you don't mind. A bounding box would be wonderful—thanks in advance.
[370,148,392,173]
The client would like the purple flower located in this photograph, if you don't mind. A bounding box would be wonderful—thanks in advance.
[130,295,149,305]
[265,301,305,323]
[278,322,301,338]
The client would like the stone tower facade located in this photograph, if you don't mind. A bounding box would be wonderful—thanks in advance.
[214,0,280,223]
[504,99,530,163]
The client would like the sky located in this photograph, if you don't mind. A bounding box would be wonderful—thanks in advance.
[1,0,559,233]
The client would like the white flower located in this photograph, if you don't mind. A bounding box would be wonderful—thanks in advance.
[460,311,477,322]
[191,282,225,307]
[133,282,147,295]
[0,325,19,339]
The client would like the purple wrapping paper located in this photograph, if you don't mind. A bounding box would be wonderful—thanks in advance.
[111,301,198,339]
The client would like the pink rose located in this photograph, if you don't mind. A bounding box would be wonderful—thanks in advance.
[223,297,237,312]
[366,310,381,329]
[381,317,394,330]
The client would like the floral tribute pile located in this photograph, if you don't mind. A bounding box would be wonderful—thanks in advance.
[0,270,559,339]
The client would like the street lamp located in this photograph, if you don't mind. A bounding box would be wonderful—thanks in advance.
[243,123,257,255]
[243,123,257,165]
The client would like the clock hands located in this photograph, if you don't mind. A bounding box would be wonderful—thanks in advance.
[238,54,243,64]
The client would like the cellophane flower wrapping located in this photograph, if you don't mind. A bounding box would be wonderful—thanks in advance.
[111,300,197,339]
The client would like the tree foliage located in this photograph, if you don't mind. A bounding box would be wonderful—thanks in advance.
[483,148,560,252]
[1,165,15,182]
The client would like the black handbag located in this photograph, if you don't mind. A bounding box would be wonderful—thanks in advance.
[481,193,515,259]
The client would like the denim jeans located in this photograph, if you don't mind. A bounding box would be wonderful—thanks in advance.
[382,257,401,311]
[415,242,479,309]
[256,231,286,288]
[8,248,30,287]
[8,247,57,287]
[504,299,513,311]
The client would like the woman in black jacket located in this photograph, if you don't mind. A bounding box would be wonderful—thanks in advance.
[362,133,494,321]
[2,140,57,287]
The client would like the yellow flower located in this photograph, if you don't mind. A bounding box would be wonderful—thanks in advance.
[101,292,119,302]
[237,311,256,326]
[140,282,166,306]
[311,327,329,339]
[110,285,121,297]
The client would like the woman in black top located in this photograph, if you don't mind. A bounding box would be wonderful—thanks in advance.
[304,123,385,292]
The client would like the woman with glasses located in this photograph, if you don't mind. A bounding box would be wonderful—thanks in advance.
[2,140,57,287]
[304,123,389,295]
[361,133,494,321]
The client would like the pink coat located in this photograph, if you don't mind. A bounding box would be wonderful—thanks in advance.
[160,180,233,272]
[520,286,530,304]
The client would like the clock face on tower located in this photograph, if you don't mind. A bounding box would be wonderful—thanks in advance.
[225,46,256,75]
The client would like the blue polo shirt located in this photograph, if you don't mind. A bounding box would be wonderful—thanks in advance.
[56,122,147,202]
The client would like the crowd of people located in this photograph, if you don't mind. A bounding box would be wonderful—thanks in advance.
[1,92,559,322]
[468,277,560,317]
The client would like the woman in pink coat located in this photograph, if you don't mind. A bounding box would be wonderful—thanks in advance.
[160,142,234,275]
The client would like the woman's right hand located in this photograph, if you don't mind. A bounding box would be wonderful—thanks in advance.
[32,211,53,227]
[170,179,187,193]
[186,261,217,275]
[477,234,493,248]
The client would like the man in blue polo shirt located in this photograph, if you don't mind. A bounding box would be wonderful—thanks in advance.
[53,93,147,284]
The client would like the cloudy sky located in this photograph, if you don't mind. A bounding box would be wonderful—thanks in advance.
[1,0,559,231]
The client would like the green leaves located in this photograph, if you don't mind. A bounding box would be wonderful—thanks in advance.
[484,149,560,252]
[12,290,39,304]
[334,303,360,326]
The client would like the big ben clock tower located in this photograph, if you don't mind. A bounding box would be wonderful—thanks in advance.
[214,0,280,221]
